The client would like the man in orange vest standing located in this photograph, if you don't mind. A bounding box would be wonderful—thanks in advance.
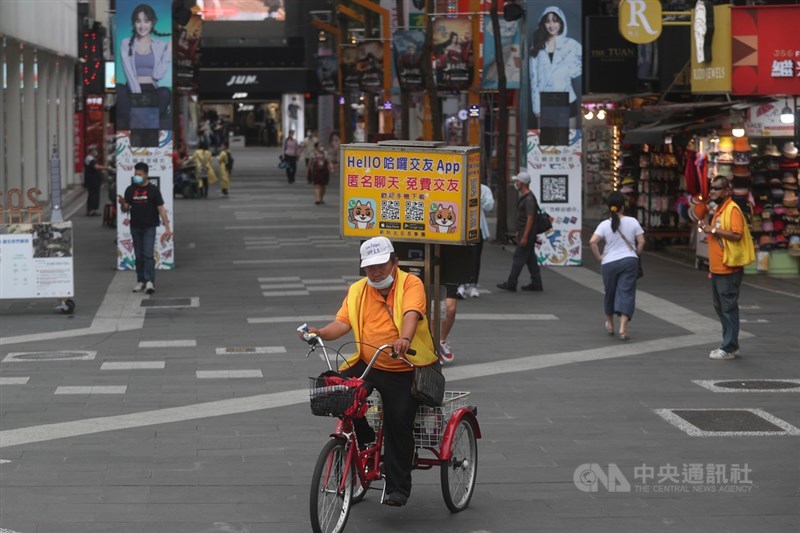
[698,176,747,361]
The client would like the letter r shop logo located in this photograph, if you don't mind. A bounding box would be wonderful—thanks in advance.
[574,463,632,493]
[618,0,662,44]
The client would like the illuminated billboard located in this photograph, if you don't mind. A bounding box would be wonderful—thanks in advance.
[197,0,285,22]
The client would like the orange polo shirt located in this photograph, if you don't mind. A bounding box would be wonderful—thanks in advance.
[336,274,426,371]
[708,198,745,275]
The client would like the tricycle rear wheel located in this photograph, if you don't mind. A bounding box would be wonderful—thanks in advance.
[440,418,477,512]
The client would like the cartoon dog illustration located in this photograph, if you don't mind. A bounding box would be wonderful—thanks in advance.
[429,204,457,233]
[348,200,375,229]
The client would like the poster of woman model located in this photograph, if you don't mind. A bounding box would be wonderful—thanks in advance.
[526,2,582,134]
[432,17,473,90]
[115,1,173,135]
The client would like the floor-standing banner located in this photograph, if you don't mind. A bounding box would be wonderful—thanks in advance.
[115,0,174,270]
[525,1,582,266]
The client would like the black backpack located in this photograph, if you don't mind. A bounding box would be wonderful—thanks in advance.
[225,150,234,173]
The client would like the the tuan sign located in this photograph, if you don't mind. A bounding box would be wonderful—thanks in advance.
[585,17,637,93]
[618,0,662,44]
[732,5,800,96]
[340,145,480,245]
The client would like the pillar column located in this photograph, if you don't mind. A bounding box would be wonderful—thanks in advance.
[57,59,68,188]
[22,45,36,193]
[47,55,58,187]
[35,52,49,192]
[0,39,6,190]
[6,41,23,191]
[64,63,75,186]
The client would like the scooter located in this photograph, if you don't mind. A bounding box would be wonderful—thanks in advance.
[174,160,203,199]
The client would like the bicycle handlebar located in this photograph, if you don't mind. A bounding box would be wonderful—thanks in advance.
[298,323,417,378]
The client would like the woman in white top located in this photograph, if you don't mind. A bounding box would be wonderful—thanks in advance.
[589,192,645,341]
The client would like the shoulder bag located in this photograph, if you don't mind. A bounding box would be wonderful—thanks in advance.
[532,197,552,234]
[618,229,644,279]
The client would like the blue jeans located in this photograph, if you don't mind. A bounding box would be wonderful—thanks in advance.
[130,226,156,284]
[601,256,639,319]
[711,270,743,353]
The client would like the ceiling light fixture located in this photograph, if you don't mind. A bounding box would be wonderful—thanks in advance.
[780,99,795,124]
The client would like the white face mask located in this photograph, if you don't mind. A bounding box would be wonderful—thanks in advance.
[513,181,520,191]
[367,274,394,290]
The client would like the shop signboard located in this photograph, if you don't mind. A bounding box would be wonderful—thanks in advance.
[341,46,360,91]
[732,5,800,96]
[315,55,338,94]
[526,130,583,266]
[482,17,521,90]
[356,41,384,93]
[0,222,74,299]
[618,0,662,44]
[585,17,637,94]
[744,101,795,138]
[115,0,174,270]
[340,143,481,245]
[690,4,732,93]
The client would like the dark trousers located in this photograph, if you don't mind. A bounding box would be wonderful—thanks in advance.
[601,256,639,319]
[711,270,743,353]
[284,156,298,183]
[507,238,543,289]
[86,185,101,212]
[472,234,484,284]
[342,361,418,497]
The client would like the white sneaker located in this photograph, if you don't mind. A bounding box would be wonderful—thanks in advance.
[466,285,480,298]
[439,341,454,363]
[456,285,466,300]
[132,282,144,293]
[709,348,736,360]
[145,281,155,294]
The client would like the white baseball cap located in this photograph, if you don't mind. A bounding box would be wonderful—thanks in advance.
[512,171,531,185]
[360,237,394,268]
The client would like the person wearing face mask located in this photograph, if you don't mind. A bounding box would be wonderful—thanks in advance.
[117,162,172,294]
[498,172,544,292]
[299,237,439,507]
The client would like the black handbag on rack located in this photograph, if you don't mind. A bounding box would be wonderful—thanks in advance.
[411,363,445,407]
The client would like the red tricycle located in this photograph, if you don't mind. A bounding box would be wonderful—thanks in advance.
[300,329,480,533]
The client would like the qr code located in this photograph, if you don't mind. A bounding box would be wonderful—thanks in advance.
[469,177,478,199]
[381,200,400,221]
[541,175,568,203]
[469,207,478,230]
[404,201,424,221]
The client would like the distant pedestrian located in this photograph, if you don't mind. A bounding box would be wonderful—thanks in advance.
[189,141,217,198]
[117,162,172,294]
[458,182,494,298]
[697,176,753,360]
[589,192,645,341]
[216,141,233,197]
[282,129,299,183]
[497,172,544,292]
[310,142,331,205]
[84,145,106,216]
[300,130,318,184]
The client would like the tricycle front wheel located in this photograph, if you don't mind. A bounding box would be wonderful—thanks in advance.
[310,439,352,533]
[440,419,478,512]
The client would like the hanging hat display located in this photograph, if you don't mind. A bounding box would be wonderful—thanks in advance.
[733,166,752,178]
[781,141,798,159]
[733,151,751,166]
[716,164,734,177]
[717,152,735,164]
[718,136,734,153]
[733,137,750,152]
[763,144,781,157]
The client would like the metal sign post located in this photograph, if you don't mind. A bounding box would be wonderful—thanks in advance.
[50,136,64,223]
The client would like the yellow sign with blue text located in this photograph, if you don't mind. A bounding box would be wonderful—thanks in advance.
[340,143,481,244]
[618,0,662,44]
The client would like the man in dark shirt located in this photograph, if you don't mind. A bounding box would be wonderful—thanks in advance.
[84,145,106,216]
[497,172,544,292]
[117,162,173,294]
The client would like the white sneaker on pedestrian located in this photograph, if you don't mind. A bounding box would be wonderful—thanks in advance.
[145,281,155,295]
[440,340,454,363]
[132,282,144,293]
[466,284,480,298]
[709,348,735,360]
[456,285,466,300]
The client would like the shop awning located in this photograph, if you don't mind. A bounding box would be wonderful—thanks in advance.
[622,119,698,145]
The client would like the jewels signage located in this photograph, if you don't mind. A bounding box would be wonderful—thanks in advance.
[691,4,732,93]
